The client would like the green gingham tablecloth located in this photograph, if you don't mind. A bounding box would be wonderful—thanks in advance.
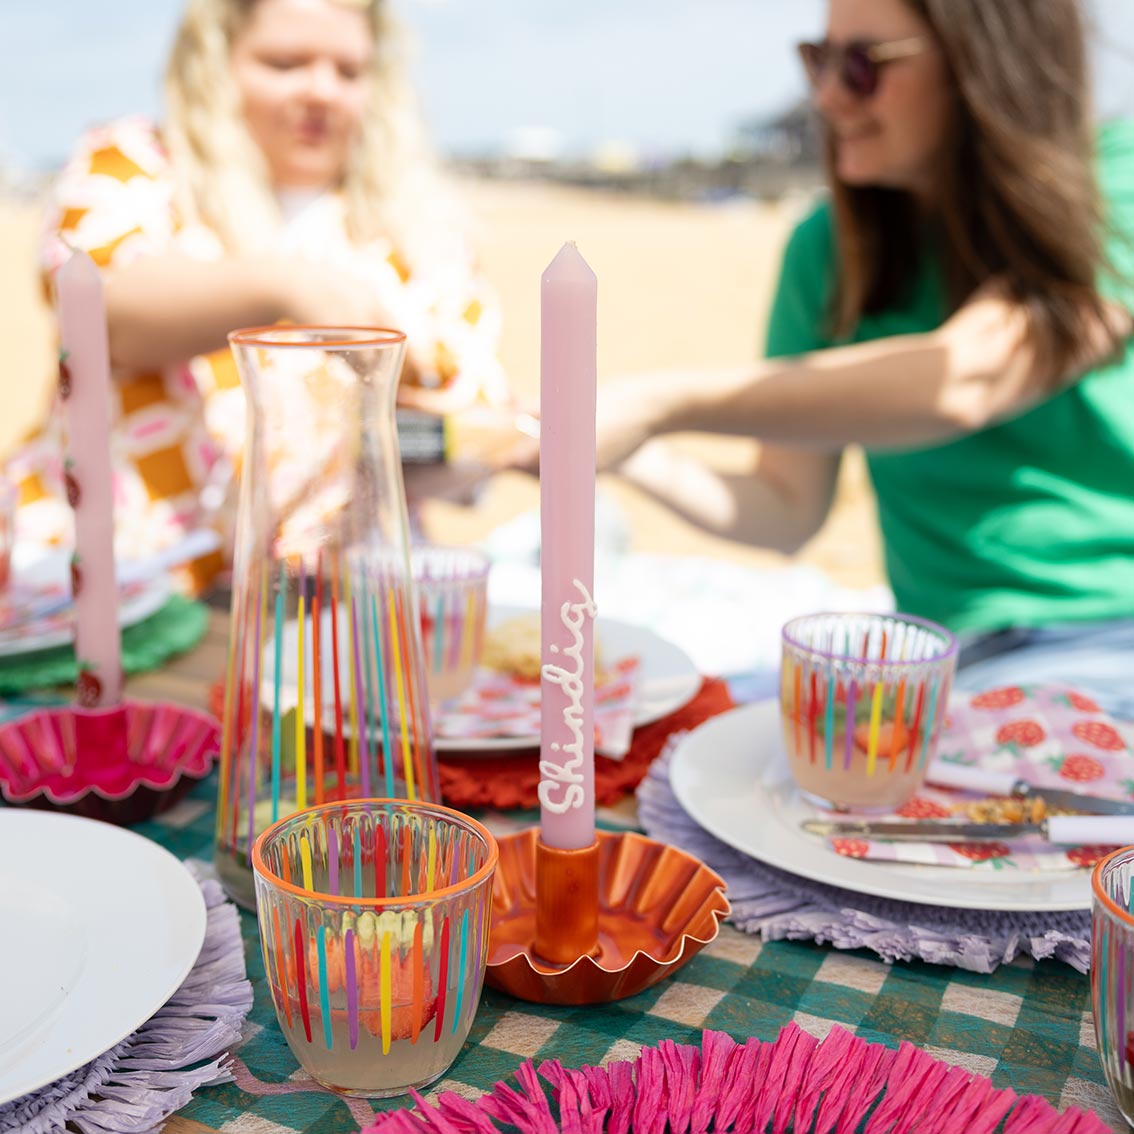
[128,770,1122,1134]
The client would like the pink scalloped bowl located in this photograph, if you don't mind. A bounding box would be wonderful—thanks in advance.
[0,701,220,825]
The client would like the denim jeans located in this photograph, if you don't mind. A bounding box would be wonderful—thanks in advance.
[953,619,1134,721]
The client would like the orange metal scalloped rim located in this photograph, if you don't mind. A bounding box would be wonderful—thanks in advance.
[486,828,730,1005]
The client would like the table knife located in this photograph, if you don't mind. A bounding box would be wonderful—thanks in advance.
[926,762,1134,816]
[801,815,1134,844]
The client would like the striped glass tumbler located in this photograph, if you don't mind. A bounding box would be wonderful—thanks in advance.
[253,799,497,1096]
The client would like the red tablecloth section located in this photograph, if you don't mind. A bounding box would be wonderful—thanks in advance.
[209,676,735,811]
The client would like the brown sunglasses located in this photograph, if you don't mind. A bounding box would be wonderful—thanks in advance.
[797,37,928,98]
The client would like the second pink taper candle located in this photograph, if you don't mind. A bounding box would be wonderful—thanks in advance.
[55,248,122,708]
[538,242,598,851]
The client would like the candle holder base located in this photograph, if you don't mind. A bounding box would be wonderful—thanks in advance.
[486,828,728,1005]
[0,700,220,825]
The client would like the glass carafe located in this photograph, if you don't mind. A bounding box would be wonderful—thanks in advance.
[215,326,439,907]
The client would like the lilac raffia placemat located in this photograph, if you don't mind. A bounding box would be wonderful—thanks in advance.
[0,866,252,1134]
[361,1022,1109,1134]
[638,744,1092,973]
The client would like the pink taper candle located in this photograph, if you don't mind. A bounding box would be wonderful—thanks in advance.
[55,249,122,707]
[538,242,597,850]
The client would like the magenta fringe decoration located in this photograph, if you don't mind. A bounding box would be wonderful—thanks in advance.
[360,1024,1110,1134]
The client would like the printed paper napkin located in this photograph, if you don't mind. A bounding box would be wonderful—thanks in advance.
[0,577,151,640]
[825,684,1134,870]
[433,656,640,757]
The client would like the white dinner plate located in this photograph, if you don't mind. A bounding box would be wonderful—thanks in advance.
[447,605,702,753]
[0,811,207,1104]
[0,573,169,658]
[668,700,1092,912]
[265,603,701,753]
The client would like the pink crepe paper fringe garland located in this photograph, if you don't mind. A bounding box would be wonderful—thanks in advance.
[361,1024,1109,1134]
[0,869,252,1134]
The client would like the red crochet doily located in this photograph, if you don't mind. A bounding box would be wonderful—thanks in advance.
[437,677,734,810]
[208,677,734,811]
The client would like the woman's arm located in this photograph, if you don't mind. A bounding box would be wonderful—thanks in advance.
[105,255,284,370]
[104,253,405,371]
[615,439,842,553]
[599,288,1129,470]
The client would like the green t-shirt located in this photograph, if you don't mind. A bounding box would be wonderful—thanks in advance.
[764,119,1134,634]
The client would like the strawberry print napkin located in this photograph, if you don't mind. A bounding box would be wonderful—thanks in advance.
[433,656,640,757]
[825,684,1134,870]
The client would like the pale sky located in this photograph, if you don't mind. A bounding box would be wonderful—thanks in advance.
[2,0,1132,171]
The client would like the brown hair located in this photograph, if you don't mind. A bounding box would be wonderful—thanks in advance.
[827,0,1118,375]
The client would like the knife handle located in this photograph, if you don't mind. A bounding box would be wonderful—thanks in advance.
[1046,815,1134,845]
[926,762,1019,796]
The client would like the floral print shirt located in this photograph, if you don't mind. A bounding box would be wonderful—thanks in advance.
[12,116,507,589]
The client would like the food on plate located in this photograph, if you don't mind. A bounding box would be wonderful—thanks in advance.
[482,611,605,682]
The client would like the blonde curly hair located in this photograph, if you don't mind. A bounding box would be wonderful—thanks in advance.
[164,0,456,264]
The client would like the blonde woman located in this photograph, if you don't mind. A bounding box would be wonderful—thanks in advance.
[16,0,511,588]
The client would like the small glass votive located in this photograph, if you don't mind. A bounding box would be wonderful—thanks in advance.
[1092,846,1134,1127]
[252,799,498,1097]
[780,611,958,812]
[412,545,489,707]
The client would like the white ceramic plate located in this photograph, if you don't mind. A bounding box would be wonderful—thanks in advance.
[265,604,701,753]
[450,605,702,753]
[0,566,169,659]
[0,811,207,1104]
[668,699,1091,912]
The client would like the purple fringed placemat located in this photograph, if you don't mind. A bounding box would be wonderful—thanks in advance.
[637,743,1092,973]
[0,866,252,1134]
[360,1023,1110,1134]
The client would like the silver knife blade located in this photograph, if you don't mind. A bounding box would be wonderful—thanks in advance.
[1008,783,1134,816]
[801,819,1042,843]
[802,815,1134,844]
[926,762,1134,815]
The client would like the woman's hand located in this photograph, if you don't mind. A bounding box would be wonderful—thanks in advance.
[594,371,680,471]
[105,252,404,370]
[274,258,398,328]
[274,259,439,385]
[402,458,495,507]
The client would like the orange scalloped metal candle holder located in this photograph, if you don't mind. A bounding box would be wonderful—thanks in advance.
[486,828,729,1005]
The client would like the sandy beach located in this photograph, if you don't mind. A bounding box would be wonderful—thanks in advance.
[0,178,883,590]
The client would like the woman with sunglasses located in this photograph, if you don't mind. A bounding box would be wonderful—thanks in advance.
[597,0,1134,713]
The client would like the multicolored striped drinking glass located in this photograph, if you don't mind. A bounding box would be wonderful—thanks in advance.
[412,544,489,708]
[1092,846,1134,1127]
[253,799,498,1097]
[780,611,957,812]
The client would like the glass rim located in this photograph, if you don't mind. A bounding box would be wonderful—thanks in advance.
[251,797,499,905]
[1092,845,1134,925]
[412,543,492,582]
[781,610,958,667]
[228,325,407,349]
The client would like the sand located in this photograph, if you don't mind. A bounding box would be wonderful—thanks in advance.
[0,179,883,589]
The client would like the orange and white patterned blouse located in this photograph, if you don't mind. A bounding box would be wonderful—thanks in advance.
[12,116,508,590]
